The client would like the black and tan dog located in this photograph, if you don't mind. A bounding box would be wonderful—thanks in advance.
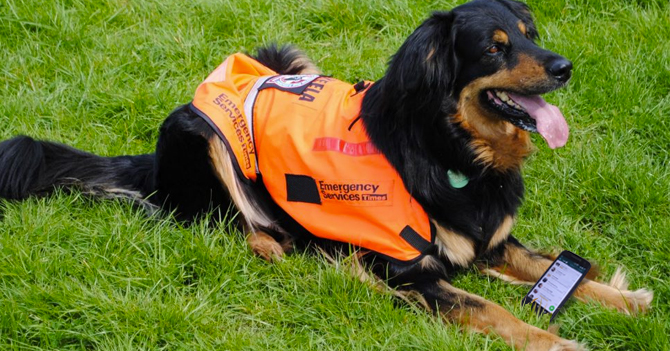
[0,0,652,349]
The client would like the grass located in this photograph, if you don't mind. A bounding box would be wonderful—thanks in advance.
[1,0,669,349]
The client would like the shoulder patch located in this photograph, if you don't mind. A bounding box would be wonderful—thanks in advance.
[259,75,320,94]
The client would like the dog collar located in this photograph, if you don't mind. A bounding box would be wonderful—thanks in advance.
[448,169,469,189]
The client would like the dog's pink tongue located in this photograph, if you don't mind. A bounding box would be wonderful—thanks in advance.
[507,93,569,149]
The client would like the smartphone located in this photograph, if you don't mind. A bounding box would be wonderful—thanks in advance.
[522,250,591,321]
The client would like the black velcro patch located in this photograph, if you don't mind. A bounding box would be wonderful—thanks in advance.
[259,75,321,94]
[286,174,322,204]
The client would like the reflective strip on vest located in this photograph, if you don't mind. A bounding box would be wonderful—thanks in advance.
[243,76,273,175]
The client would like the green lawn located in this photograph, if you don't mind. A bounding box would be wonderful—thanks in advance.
[1,0,669,350]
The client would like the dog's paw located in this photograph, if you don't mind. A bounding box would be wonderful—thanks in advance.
[524,337,587,351]
[546,339,588,351]
[607,267,653,315]
[577,267,654,315]
[523,329,587,351]
[247,231,285,262]
[618,287,654,315]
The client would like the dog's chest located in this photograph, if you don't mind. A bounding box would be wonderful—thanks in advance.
[425,172,524,263]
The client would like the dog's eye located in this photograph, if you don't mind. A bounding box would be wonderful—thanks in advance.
[486,45,502,55]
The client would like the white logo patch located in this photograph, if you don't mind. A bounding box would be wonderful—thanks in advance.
[266,75,319,89]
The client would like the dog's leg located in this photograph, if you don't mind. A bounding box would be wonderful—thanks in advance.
[246,229,294,262]
[208,136,296,261]
[412,279,585,351]
[480,238,653,315]
[247,230,284,262]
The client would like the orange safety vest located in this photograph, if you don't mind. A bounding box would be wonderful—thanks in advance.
[190,53,435,263]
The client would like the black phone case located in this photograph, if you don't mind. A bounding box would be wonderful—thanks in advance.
[522,250,591,321]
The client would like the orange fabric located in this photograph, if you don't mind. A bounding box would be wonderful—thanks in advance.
[192,53,276,181]
[191,54,433,263]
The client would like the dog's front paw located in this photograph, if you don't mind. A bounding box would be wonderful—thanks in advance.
[576,267,654,315]
[522,329,587,351]
[524,337,587,351]
[607,268,654,315]
[617,287,654,315]
[546,339,588,351]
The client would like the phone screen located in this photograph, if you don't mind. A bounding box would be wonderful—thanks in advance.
[525,254,589,315]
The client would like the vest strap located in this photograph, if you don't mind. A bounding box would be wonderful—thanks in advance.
[399,225,435,254]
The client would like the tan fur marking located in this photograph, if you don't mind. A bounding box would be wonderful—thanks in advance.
[247,230,285,262]
[481,268,534,285]
[451,110,532,171]
[208,137,276,231]
[285,47,321,75]
[433,222,475,267]
[488,215,514,250]
[419,255,442,271]
[506,54,548,86]
[518,21,527,36]
[435,281,585,350]
[500,244,550,281]
[426,47,436,62]
[455,53,555,171]
[290,55,321,75]
[493,29,509,45]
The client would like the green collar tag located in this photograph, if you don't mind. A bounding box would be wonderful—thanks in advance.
[447,169,469,189]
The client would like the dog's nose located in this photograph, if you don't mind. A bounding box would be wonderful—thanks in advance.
[546,58,573,83]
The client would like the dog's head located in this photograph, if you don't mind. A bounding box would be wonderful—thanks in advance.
[384,0,571,169]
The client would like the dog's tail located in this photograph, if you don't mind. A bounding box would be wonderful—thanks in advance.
[252,44,321,75]
[0,135,155,205]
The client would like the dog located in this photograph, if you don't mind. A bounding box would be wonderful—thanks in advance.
[0,0,653,350]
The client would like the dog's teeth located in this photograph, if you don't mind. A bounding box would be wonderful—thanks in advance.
[496,91,510,102]
[493,91,525,111]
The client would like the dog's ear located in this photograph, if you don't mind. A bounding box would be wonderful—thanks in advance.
[493,0,538,39]
[386,11,458,96]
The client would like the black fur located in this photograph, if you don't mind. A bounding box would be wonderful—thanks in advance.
[0,135,154,200]
[151,107,234,221]
[250,44,316,75]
